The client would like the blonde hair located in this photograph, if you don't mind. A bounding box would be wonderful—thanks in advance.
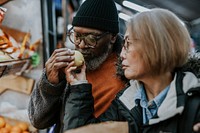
[127,8,190,75]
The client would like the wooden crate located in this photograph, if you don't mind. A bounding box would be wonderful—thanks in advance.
[0,65,6,77]
[0,58,30,78]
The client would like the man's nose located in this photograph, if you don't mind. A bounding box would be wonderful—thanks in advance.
[78,40,88,49]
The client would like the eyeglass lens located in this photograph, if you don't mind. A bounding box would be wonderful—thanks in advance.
[68,32,98,48]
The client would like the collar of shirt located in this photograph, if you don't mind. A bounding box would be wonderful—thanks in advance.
[134,83,170,124]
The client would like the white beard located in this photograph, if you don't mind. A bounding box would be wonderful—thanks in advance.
[85,44,112,71]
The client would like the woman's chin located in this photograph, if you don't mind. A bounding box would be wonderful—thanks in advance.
[124,73,133,79]
[124,70,137,80]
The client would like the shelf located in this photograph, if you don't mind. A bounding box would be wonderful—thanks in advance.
[0,58,31,78]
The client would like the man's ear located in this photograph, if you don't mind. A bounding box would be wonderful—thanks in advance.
[110,34,117,44]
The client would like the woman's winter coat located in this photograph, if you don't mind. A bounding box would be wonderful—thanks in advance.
[64,53,200,133]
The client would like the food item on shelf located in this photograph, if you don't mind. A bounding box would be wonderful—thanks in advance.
[0,116,31,133]
[16,122,28,132]
[5,123,12,132]
[0,36,9,45]
[74,50,84,67]
[2,47,17,54]
[0,51,12,61]
[18,33,30,59]
[0,7,6,24]
[0,27,42,62]
[0,30,20,60]
[0,7,7,13]
[0,37,12,50]
[0,117,6,128]
[10,125,22,133]
[0,127,10,133]
[29,39,41,51]
[22,131,29,133]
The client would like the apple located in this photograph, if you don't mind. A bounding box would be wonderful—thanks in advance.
[74,50,84,67]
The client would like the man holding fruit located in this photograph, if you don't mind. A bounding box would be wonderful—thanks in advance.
[28,0,127,132]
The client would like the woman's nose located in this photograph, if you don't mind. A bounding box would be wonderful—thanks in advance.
[120,47,126,60]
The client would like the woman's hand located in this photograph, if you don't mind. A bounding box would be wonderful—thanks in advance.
[45,48,74,84]
[64,61,86,85]
[193,122,200,132]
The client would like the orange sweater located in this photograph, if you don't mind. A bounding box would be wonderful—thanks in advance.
[86,53,125,117]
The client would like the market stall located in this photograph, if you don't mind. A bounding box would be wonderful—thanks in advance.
[0,0,43,132]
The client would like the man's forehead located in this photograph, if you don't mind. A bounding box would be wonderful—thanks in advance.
[73,26,102,34]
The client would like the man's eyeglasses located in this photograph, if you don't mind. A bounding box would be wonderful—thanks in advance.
[67,27,110,48]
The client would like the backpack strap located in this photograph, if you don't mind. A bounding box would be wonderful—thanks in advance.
[175,71,185,107]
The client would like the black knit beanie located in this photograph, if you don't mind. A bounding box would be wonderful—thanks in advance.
[72,0,119,34]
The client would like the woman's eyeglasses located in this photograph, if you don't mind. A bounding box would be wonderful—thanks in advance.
[122,38,130,53]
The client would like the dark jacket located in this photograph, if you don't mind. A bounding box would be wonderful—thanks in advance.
[28,34,127,133]
[64,54,200,133]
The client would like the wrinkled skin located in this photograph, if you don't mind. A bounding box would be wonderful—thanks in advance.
[65,62,86,85]
[45,48,74,84]
[45,26,116,84]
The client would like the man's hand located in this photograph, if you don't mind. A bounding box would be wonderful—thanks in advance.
[45,48,74,84]
[65,61,86,85]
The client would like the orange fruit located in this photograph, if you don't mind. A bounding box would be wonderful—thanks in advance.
[0,117,6,128]
[5,123,12,132]
[11,125,22,133]
[22,131,29,133]
[0,128,9,133]
[17,122,29,131]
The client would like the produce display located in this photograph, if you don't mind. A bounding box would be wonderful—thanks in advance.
[0,116,33,133]
[0,30,41,62]
[0,27,41,77]
[0,5,39,133]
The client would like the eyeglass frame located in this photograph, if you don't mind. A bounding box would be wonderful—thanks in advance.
[122,35,140,53]
[67,27,110,48]
[122,36,134,53]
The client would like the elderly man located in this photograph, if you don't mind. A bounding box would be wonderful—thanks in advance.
[28,0,127,132]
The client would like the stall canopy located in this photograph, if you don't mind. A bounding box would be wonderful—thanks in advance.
[115,0,200,26]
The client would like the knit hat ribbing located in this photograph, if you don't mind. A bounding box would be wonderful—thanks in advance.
[72,0,119,33]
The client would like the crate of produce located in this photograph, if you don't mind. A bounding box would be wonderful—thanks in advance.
[0,116,37,133]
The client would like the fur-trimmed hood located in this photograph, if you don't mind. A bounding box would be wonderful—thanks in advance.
[118,52,200,125]
[180,52,200,78]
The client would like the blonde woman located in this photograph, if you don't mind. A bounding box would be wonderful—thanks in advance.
[64,8,200,133]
